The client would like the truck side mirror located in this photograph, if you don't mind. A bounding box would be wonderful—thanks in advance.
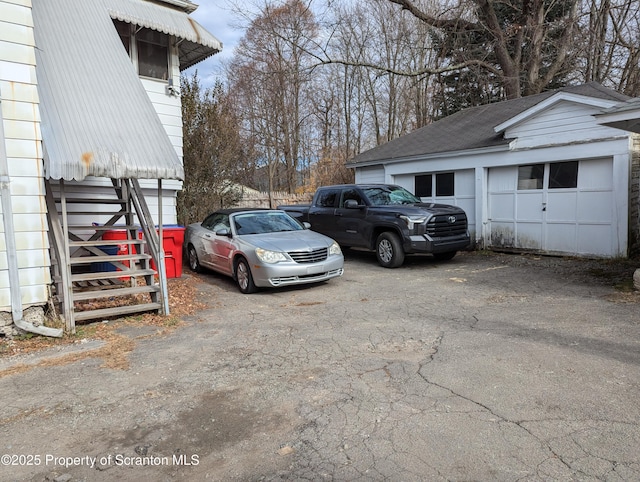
[344,199,361,209]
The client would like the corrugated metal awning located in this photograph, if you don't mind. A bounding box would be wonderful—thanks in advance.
[33,0,185,181]
[106,0,222,70]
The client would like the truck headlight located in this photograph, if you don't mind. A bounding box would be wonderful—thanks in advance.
[329,241,342,256]
[399,215,427,230]
[255,248,288,263]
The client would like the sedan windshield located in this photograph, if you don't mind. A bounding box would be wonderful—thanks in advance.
[363,186,420,206]
[233,211,304,235]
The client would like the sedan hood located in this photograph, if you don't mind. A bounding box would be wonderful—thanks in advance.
[239,230,334,252]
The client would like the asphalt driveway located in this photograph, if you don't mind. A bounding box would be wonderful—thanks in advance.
[1,250,639,481]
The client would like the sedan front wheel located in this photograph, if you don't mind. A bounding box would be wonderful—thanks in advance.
[235,257,257,294]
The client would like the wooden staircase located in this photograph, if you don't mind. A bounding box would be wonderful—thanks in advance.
[46,178,169,333]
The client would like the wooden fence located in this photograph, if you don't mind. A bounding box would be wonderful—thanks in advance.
[232,191,313,209]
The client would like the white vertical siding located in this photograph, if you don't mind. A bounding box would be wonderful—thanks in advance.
[0,0,50,310]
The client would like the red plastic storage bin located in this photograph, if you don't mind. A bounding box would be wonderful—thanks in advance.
[102,228,135,279]
[139,225,185,278]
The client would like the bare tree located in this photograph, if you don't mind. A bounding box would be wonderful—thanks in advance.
[385,0,582,99]
[228,0,319,194]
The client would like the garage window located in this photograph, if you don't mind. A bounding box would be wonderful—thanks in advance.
[415,175,432,197]
[436,172,454,196]
[518,164,544,190]
[415,172,454,197]
[549,161,578,189]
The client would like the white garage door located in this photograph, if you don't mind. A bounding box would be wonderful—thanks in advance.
[488,158,616,256]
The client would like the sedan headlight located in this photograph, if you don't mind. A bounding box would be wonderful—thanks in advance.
[255,248,288,264]
[329,241,342,256]
[399,214,427,230]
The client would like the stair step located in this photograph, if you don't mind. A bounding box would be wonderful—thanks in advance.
[55,198,127,204]
[73,302,162,322]
[70,253,151,265]
[73,285,160,301]
[65,211,130,216]
[67,225,139,231]
[71,269,157,282]
[70,239,145,247]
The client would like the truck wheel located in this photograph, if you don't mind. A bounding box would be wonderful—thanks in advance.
[433,251,457,261]
[376,232,404,268]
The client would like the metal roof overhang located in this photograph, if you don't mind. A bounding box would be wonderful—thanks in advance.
[106,0,222,70]
[32,0,186,181]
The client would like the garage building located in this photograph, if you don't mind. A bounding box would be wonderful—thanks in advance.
[349,83,639,258]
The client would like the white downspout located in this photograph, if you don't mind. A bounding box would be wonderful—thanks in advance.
[0,90,62,337]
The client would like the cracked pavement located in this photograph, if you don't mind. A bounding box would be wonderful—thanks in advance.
[1,250,639,481]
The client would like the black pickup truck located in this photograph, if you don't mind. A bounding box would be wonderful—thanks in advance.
[279,184,470,268]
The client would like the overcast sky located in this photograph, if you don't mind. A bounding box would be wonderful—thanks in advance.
[184,1,246,87]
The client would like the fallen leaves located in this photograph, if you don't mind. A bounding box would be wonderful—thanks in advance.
[0,275,210,367]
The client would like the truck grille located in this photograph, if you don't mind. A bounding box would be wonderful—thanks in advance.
[426,213,468,237]
[288,247,328,263]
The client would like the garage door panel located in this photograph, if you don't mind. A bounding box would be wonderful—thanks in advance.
[546,192,577,221]
[577,225,612,256]
[578,159,613,189]
[489,221,516,247]
[489,193,514,219]
[516,192,544,221]
[488,166,516,191]
[515,222,542,249]
[545,223,577,252]
[577,191,612,223]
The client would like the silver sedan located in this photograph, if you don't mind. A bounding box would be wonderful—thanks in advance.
[184,209,344,293]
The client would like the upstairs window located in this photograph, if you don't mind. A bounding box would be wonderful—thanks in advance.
[136,28,169,80]
[115,21,130,55]
[113,21,169,81]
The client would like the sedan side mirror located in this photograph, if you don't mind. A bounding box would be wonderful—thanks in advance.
[215,228,231,237]
[303,222,311,229]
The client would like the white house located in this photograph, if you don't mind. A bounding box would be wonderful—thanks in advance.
[0,0,221,336]
[349,83,640,259]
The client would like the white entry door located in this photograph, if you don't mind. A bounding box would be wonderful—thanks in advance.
[488,158,615,256]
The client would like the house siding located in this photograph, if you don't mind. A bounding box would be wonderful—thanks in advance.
[630,134,640,256]
[0,0,50,311]
[506,101,624,149]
